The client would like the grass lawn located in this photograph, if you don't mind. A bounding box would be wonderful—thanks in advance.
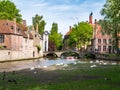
[0,63,120,90]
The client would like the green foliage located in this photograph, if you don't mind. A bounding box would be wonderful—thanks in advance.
[49,22,63,50]
[0,45,4,49]
[32,14,46,35]
[0,0,22,23]
[84,53,96,59]
[69,22,93,49]
[101,0,120,53]
[50,23,58,34]
[38,20,46,34]
[36,45,41,52]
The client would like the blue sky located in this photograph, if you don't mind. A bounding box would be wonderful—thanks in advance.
[12,0,106,35]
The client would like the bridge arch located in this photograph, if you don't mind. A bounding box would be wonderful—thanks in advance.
[44,51,80,58]
[45,52,58,58]
[60,51,79,59]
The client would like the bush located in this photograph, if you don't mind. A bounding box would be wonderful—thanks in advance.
[36,45,41,52]
[0,45,4,49]
[84,53,96,59]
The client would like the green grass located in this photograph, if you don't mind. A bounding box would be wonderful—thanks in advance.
[0,64,120,90]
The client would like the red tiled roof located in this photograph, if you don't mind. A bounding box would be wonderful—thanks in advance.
[0,20,15,34]
[0,20,33,39]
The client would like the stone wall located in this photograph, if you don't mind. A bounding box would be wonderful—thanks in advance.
[0,49,43,61]
[0,50,11,61]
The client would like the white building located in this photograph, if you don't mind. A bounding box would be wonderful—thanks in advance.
[43,31,49,52]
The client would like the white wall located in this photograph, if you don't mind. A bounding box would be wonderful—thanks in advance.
[0,50,11,61]
[43,34,48,52]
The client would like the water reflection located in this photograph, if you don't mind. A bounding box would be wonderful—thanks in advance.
[0,58,119,72]
[0,58,76,72]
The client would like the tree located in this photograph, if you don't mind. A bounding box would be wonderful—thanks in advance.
[32,14,46,35]
[50,23,58,34]
[0,0,22,23]
[49,22,63,51]
[69,22,93,50]
[38,20,46,34]
[101,0,120,53]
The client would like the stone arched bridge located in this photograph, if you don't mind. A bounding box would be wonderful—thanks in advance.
[43,51,80,58]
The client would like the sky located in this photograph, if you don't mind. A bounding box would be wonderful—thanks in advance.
[12,0,106,35]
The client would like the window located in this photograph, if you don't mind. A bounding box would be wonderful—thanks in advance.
[25,38,27,43]
[103,46,106,51]
[98,46,101,52]
[108,39,112,44]
[11,26,14,30]
[6,23,8,25]
[0,35,4,43]
[98,39,101,43]
[17,28,20,33]
[103,39,107,44]
[102,32,105,35]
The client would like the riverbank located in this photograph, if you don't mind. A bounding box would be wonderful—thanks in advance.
[0,63,120,90]
[0,56,43,63]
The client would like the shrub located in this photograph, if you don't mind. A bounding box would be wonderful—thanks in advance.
[0,45,4,49]
[36,45,41,52]
[84,53,96,59]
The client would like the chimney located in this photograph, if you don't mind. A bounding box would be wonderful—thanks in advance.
[69,26,72,31]
[86,21,88,23]
[22,20,27,26]
[89,12,93,24]
[95,19,97,24]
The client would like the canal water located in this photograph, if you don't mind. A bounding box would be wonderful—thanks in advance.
[0,58,119,72]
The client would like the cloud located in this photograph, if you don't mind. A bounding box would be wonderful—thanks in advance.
[12,0,106,35]
[32,2,48,7]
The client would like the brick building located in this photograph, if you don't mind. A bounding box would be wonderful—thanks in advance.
[0,19,43,61]
[63,13,113,53]
[90,14,113,53]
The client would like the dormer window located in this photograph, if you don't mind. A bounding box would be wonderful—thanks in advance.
[17,28,20,33]
[11,26,14,30]
[6,23,8,25]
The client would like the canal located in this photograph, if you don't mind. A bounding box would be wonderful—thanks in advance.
[0,58,119,72]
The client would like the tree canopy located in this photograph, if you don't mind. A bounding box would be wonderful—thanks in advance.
[32,14,46,35]
[101,0,120,53]
[69,22,93,49]
[0,0,22,23]
[49,22,63,50]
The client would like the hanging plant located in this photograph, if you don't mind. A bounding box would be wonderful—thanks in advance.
[0,45,4,49]
[36,45,41,52]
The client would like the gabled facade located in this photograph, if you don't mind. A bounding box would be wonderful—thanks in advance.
[0,19,43,61]
[91,17,113,53]
[92,24,113,53]
[0,19,23,50]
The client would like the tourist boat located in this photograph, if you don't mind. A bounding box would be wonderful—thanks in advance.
[66,56,74,60]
